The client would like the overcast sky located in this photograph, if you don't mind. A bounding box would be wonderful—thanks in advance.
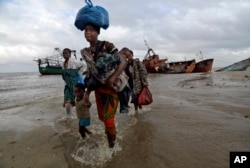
[0,0,250,72]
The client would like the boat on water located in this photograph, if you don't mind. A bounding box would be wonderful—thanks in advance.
[215,57,250,72]
[141,40,196,74]
[142,48,168,73]
[156,59,196,74]
[141,40,168,73]
[193,58,214,73]
[33,48,77,75]
[143,51,196,74]
[192,51,214,73]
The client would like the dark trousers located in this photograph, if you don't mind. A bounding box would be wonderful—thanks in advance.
[118,85,131,113]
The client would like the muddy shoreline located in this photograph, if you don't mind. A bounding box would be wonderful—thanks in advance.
[0,71,249,168]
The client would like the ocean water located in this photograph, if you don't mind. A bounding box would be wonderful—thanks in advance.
[1,72,250,168]
[0,72,64,110]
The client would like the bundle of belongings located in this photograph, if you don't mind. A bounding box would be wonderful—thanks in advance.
[81,50,128,92]
[74,0,109,31]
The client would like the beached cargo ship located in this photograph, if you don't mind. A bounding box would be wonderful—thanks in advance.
[192,58,214,73]
[142,48,168,73]
[142,45,213,74]
[142,41,196,74]
[156,59,196,74]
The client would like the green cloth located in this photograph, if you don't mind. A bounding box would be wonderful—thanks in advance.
[95,53,120,80]
[62,69,78,103]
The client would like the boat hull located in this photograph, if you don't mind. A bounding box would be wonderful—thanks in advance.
[157,59,196,74]
[193,58,214,73]
[216,57,250,72]
[141,46,196,74]
[39,66,62,75]
[142,57,168,73]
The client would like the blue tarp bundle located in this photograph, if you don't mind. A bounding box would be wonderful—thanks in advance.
[74,0,109,31]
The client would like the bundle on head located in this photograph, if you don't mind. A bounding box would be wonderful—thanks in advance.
[74,0,109,31]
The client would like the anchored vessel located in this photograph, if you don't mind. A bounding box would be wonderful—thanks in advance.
[33,48,77,75]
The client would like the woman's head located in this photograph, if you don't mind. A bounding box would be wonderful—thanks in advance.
[63,48,71,60]
[84,24,100,42]
[119,47,133,61]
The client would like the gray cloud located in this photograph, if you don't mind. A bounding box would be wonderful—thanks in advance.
[0,0,250,72]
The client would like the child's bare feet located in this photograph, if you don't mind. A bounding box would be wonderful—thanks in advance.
[85,128,92,135]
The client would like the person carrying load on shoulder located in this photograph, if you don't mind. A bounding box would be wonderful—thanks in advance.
[119,47,149,113]
[74,0,127,148]
[117,48,133,114]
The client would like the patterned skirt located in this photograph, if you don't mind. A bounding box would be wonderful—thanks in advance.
[95,86,118,135]
[62,69,78,107]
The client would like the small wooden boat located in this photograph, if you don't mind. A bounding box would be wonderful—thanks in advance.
[193,58,214,73]
[156,59,196,74]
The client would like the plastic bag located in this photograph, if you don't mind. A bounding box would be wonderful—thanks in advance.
[137,86,153,105]
[74,0,109,31]
[77,75,84,84]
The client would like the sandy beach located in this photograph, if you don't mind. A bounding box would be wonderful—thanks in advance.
[0,71,249,168]
[0,95,68,168]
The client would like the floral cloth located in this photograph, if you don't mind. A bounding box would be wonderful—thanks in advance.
[62,69,78,106]
[132,58,148,95]
[81,43,120,84]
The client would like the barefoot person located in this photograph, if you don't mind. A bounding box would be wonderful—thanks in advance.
[80,24,126,147]
[74,83,92,138]
[119,47,148,112]
[61,48,86,118]
[117,50,132,113]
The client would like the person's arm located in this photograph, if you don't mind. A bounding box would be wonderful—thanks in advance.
[137,59,148,86]
[83,90,91,105]
[78,61,87,75]
[106,50,127,88]
[72,58,86,73]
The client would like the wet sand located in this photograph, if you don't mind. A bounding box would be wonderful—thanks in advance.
[0,71,249,168]
[0,96,68,168]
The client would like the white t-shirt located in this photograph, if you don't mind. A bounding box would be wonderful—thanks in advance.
[60,57,87,85]
[60,57,86,75]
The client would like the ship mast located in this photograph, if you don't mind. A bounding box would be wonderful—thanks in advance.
[196,41,204,60]
[144,39,156,59]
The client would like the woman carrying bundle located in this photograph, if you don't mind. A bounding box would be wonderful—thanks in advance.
[80,23,126,148]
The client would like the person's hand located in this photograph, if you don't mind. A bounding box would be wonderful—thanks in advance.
[81,49,90,57]
[83,92,90,105]
[106,76,116,88]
